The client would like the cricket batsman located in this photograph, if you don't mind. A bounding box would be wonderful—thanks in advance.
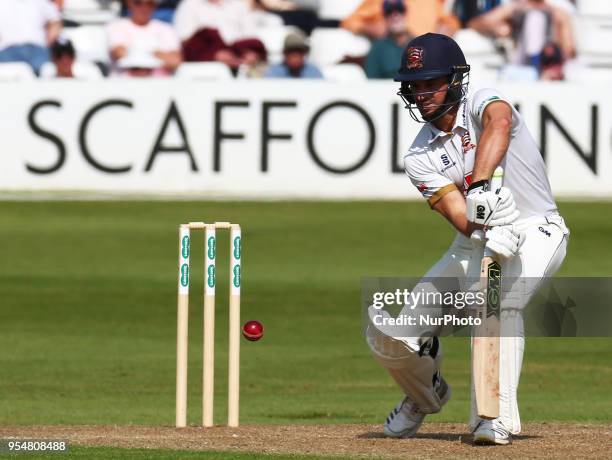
[365,33,569,444]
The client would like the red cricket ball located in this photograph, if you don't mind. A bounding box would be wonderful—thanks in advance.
[242,320,264,341]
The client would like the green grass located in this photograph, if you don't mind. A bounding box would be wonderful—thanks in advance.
[0,201,610,428]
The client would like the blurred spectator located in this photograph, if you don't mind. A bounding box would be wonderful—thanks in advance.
[514,2,552,67]
[342,0,459,40]
[252,0,338,35]
[452,0,503,27]
[0,0,62,74]
[539,41,564,80]
[175,0,267,72]
[265,31,322,78]
[545,0,576,15]
[50,37,76,78]
[462,0,519,38]
[235,40,268,78]
[513,0,575,66]
[121,0,181,23]
[464,0,575,63]
[42,37,104,79]
[174,0,259,45]
[365,0,412,79]
[107,0,182,76]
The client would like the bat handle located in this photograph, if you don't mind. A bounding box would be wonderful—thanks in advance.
[491,166,504,193]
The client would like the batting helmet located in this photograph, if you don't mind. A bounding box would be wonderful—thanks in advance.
[394,33,470,123]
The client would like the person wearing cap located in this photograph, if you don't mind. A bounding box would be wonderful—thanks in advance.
[107,0,182,76]
[365,33,568,445]
[264,31,322,79]
[364,0,412,79]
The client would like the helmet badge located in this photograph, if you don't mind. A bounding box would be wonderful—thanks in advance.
[406,47,424,70]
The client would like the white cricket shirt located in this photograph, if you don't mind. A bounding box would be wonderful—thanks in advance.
[404,88,557,220]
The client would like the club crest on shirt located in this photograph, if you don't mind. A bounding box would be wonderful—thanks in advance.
[406,47,424,70]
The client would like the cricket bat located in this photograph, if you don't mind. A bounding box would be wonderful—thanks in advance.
[472,166,504,420]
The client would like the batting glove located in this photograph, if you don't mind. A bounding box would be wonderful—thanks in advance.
[466,185,520,227]
[485,225,525,259]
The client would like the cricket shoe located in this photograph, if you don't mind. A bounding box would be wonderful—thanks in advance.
[473,419,512,445]
[383,373,451,438]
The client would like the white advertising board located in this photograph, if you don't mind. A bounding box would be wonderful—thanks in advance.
[0,80,608,198]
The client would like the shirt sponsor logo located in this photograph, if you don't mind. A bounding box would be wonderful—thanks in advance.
[440,153,456,172]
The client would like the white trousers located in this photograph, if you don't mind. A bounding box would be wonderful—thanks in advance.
[367,214,569,433]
